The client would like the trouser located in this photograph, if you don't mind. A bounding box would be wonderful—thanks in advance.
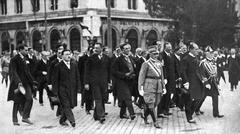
[38,81,46,104]
[195,92,219,116]
[120,99,134,116]
[23,85,33,119]
[12,102,24,122]
[144,106,157,123]
[183,93,200,121]
[157,90,171,114]
[92,83,106,120]
[59,89,75,123]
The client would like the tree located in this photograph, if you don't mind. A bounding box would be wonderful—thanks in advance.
[143,0,238,48]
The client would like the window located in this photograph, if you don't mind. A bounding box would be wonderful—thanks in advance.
[31,0,40,12]
[128,0,137,10]
[105,0,115,8]
[0,0,7,15]
[15,0,22,13]
[50,0,58,10]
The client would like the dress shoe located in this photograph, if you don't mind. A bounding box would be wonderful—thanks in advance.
[214,115,224,118]
[164,112,172,116]
[195,111,204,115]
[86,110,91,115]
[120,114,129,119]
[70,122,76,127]
[22,118,33,125]
[187,119,196,123]
[130,115,136,120]
[144,116,149,124]
[105,112,108,115]
[157,114,168,118]
[99,118,105,124]
[60,122,69,126]
[40,103,44,106]
[105,101,111,104]
[13,122,20,126]
[154,122,162,129]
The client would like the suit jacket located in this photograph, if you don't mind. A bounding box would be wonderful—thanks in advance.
[182,54,204,100]
[78,54,89,89]
[25,54,37,77]
[84,53,111,86]
[48,58,61,85]
[174,54,183,86]
[7,54,35,101]
[138,59,165,93]
[161,51,175,91]
[53,61,80,108]
[34,59,49,83]
[112,55,137,100]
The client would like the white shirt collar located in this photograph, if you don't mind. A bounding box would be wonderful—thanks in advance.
[189,52,195,57]
[19,53,24,59]
[63,60,70,69]
[175,54,180,60]
[42,59,47,64]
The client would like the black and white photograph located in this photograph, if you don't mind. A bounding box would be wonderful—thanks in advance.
[0,0,240,133]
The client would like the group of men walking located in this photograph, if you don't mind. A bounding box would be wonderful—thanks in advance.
[6,40,225,129]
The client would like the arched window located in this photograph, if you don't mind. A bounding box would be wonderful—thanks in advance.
[104,28,117,51]
[105,0,116,8]
[50,0,58,10]
[1,32,10,52]
[146,30,158,46]
[16,31,25,46]
[70,28,81,51]
[32,30,42,52]
[50,29,61,51]
[126,29,138,53]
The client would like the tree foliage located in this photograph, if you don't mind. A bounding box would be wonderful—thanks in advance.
[143,0,239,48]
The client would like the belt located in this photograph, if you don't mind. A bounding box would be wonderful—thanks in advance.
[146,76,161,79]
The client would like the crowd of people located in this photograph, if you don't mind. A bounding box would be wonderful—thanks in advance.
[3,40,240,129]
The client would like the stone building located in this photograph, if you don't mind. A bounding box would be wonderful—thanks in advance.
[0,0,173,53]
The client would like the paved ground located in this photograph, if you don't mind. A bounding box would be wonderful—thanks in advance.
[0,72,240,134]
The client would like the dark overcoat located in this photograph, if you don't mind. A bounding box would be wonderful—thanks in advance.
[7,54,34,102]
[228,56,240,84]
[112,55,137,101]
[182,54,204,100]
[53,61,80,108]
[161,52,176,92]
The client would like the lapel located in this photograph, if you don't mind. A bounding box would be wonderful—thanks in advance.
[61,61,71,72]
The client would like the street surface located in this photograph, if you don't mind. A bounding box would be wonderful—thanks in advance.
[0,72,240,134]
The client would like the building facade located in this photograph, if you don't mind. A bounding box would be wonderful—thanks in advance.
[0,0,173,53]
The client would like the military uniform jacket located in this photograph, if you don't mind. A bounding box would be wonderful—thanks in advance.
[138,59,165,94]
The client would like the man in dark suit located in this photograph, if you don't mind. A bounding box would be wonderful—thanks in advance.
[34,51,50,105]
[110,48,121,106]
[84,43,111,123]
[182,42,205,123]
[53,50,80,127]
[112,43,136,120]
[78,48,94,114]
[7,45,36,125]
[26,47,37,98]
[173,46,184,111]
[133,48,145,108]
[48,49,63,116]
[158,42,175,117]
